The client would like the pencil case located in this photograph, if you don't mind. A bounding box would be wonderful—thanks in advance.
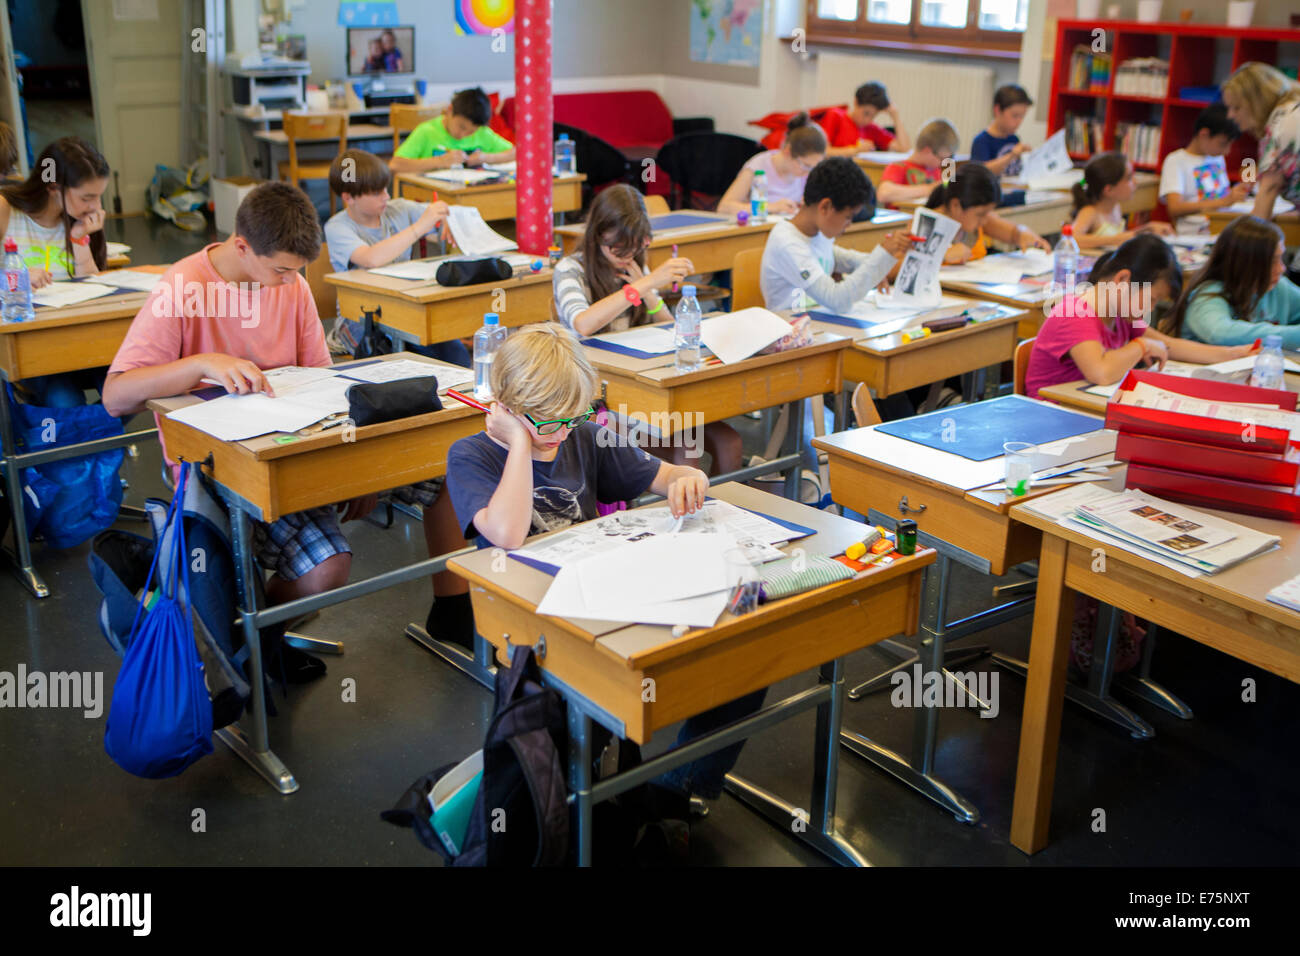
[346,376,444,427]
[436,257,513,287]
[758,553,854,602]
[921,314,970,333]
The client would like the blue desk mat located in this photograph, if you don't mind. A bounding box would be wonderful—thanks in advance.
[874,394,1100,461]
[651,213,723,231]
[509,502,817,577]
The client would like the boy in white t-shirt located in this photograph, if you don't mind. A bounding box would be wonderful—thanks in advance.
[760,157,907,314]
[1159,104,1251,234]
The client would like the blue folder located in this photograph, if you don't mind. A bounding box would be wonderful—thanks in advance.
[806,309,894,331]
[874,394,1101,462]
[581,322,675,360]
[651,213,724,231]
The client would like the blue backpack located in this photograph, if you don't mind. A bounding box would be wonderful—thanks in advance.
[103,464,214,778]
[6,383,124,549]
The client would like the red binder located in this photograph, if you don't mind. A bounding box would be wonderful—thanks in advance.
[1125,462,1300,521]
[1104,369,1296,456]
[1115,432,1300,486]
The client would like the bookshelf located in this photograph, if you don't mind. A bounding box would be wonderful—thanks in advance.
[1048,20,1300,182]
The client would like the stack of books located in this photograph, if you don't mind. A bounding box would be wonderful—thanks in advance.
[1065,112,1105,154]
[1069,45,1112,92]
[1114,58,1169,98]
[1116,122,1161,167]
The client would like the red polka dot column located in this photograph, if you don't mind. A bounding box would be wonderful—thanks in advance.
[514,0,553,256]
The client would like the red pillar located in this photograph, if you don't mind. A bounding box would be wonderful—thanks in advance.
[513,0,553,256]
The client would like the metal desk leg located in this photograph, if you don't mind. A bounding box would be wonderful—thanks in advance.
[848,637,991,708]
[0,381,48,598]
[567,702,594,867]
[404,624,497,691]
[725,658,871,866]
[839,556,981,823]
[213,497,298,794]
[783,401,805,500]
[1114,626,1193,719]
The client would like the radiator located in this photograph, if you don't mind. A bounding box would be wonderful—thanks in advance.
[812,51,996,153]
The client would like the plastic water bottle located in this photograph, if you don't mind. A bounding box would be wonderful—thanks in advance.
[1053,224,1079,299]
[2,237,33,324]
[1250,334,1285,390]
[674,285,701,372]
[749,169,768,224]
[473,312,506,402]
[554,133,575,175]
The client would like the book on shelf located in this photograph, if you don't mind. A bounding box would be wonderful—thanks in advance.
[1114,58,1169,98]
[1116,122,1161,167]
[1064,112,1105,155]
[1069,45,1111,93]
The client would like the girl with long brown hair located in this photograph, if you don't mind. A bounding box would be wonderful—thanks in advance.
[1069,151,1171,250]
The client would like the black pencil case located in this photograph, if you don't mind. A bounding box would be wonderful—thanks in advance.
[436,257,513,287]
[346,376,443,427]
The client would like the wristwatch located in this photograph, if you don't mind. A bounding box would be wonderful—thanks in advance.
[71,234,91,246]
[622,284,642,306]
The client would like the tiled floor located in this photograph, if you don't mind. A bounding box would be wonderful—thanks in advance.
[2,214,1298,866]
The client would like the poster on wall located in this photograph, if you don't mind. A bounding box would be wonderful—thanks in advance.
[455,0,516,35]
[338,1,400,27]
[690,0,762,67]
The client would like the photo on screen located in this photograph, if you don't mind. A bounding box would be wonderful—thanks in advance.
[347,26,414,75]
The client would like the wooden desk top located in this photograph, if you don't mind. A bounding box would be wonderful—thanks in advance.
[585,329,848,383]
[554,209,912,247]
[254,123,393,145]
[324,260,552,304]
[1012,491,1300,636]
[395,171,586,195]
[805,300,1025,352]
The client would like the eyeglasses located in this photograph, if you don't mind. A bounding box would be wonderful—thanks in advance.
[522,406,595,435]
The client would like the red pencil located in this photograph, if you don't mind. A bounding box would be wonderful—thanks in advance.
[446,388,489,412]
[431,190,450,243]
[1252,338,1263,351]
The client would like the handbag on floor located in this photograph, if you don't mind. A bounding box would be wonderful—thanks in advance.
[103,464,215,778]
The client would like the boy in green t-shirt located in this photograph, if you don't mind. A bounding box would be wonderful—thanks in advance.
[389,86,515,173]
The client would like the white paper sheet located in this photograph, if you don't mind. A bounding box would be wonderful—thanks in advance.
[1082,360,1209,397]
[1020,130,1077,190]
[445,205,517,257]
[166,392,329,441]
[31,281,117,308]
[699,307,792,364]
[536,563,730,628]
[591,324,677,354]
[369,251,534,281]
[95,269,162,291]
[1223,197,1295,217]
[886,208,960,308]
[575,533,735,613]
[338,358,474,391]
[105,241,131,257]
[1201,355,1300,376]
[1022,189,1070,205]
[424,168,502,185]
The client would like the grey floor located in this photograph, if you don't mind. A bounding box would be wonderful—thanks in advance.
[2,214,1298,867]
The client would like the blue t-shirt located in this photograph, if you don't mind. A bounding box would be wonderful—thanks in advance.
[323,198,426,274]
[971,130,1022,177]
[447,421,662,545]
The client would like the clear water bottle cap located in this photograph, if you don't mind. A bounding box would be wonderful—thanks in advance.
[682,285,696,297]
[484,312,499,325]
[1264,334,1282,348]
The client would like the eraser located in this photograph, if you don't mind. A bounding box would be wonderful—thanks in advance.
[672,624,689,638]
[869,538,893,555]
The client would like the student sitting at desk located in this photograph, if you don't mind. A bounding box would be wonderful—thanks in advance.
[971,84,1035,179]
[924,163,1050,263]
[102,183,380,684]
[1025,234,1254,399]
[876,119,959,208]
[1159,104,1250,236]
[552,183,742,476]
[446,322,767,807]
[389,87,515,174]
[821,82,911,157]
[0,136,111,407]
[1070,152,1172,251]
[1160,215,1300,348]
[716,112,827,217]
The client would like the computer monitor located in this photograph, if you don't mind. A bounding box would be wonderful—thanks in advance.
[346,26,414,76]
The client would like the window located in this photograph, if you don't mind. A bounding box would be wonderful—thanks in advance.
[806,0,1025,56]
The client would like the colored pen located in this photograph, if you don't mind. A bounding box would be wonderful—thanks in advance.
[1252,337,1262,351]
[446,388,490,412]
[907,234,927,243]
[672,243,679,292]
[430,189,450,244]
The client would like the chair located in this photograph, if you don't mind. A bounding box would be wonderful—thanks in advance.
[278,112,348,214]
[643,194,670,217]
[305,242,337,324]
[554,122,632,207]
[730,247,762,311]
[654,132,762,211]
[850,382,883,428]
[1013,336,1035,396]
[390,103,440,153]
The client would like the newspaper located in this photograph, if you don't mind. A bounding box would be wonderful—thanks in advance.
[886,207,959,308]
[1117,380,1300,440]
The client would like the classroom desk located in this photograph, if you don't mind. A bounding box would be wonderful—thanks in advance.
[147,353,484,793]
[1040,367,1300,415]
[395,171,586,222]
[1209,208,1300,246]
[229,104,394,177]
[448,481,936,865]
[813,410,1123,821]
[583,329,849,495]
[554,209,913,275]
[939,277,1051,339]
[251,123,395,181]
[806,300,1026,401]
[324,261,555,345]
[0,282,162,598]
[1009,491,1300,854]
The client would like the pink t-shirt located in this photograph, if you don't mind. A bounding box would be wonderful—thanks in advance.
[1025,295,1140,399]
[109,243,328,376]
[743,150,808,206]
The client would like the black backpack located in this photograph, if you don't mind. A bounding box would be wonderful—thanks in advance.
[383,645,569,866]
[350,305,395,361]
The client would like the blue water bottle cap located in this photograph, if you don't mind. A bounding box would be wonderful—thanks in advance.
[1264,334,1282,348]
[558,133,570,141]
[682,284,696,297]
[484,312,500,325]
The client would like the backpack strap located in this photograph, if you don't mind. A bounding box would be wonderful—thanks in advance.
[505,729,569,866]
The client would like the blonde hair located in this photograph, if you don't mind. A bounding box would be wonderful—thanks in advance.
[916,118,959,156]
[489,323,599,420]
[1223,62,1300,136]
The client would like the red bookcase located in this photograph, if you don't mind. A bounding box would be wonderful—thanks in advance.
[1048,19,1300,180]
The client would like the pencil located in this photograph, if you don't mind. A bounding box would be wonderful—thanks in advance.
[672,243,679,293]
[446,388,490,412]
[431,190,450,244]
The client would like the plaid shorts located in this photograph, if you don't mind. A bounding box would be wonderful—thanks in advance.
[254,506,352,581]
[381,477,444,509]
